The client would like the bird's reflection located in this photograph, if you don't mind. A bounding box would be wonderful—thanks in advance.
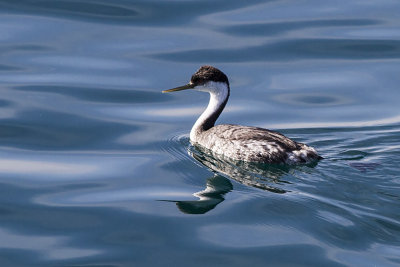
[165,143,319,214]
[189,144,304,194]
[167,175,233,214]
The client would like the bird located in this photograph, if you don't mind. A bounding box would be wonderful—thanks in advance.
[163,65,321,164]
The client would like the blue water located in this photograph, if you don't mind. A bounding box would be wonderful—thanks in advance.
[1,1,400,266]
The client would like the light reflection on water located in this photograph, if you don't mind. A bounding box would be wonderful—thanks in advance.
[0,0,399,266]
[0,158,97,175]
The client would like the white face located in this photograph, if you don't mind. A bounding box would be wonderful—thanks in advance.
[193,81,227,94]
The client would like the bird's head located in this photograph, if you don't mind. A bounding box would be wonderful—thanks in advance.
[163,65,229,94]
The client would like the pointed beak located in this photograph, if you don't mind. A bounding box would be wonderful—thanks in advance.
[162,83,194,93]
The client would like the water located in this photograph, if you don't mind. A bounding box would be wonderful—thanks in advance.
[0,0,399,266]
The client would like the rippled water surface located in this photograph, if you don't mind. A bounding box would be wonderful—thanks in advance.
[1,1,400,266]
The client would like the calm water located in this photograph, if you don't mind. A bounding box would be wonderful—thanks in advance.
[0,1,400,266]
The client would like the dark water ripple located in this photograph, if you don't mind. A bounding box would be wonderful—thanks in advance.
[152,38,400,62]
[0,0,268,25]
[0,64,21,71]
[15,85,171,104]
[0,0,400,266]
[220,19,382,37]
[0,114,134,150]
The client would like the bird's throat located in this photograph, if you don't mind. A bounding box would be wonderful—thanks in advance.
[190,83,229,142]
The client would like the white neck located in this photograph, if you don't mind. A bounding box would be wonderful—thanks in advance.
[190,81,229,142]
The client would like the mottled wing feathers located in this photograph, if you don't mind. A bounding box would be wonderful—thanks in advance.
[196,124,319,163]
[207,124,301,150]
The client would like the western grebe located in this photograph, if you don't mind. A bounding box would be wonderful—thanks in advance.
[163,65,321,164]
